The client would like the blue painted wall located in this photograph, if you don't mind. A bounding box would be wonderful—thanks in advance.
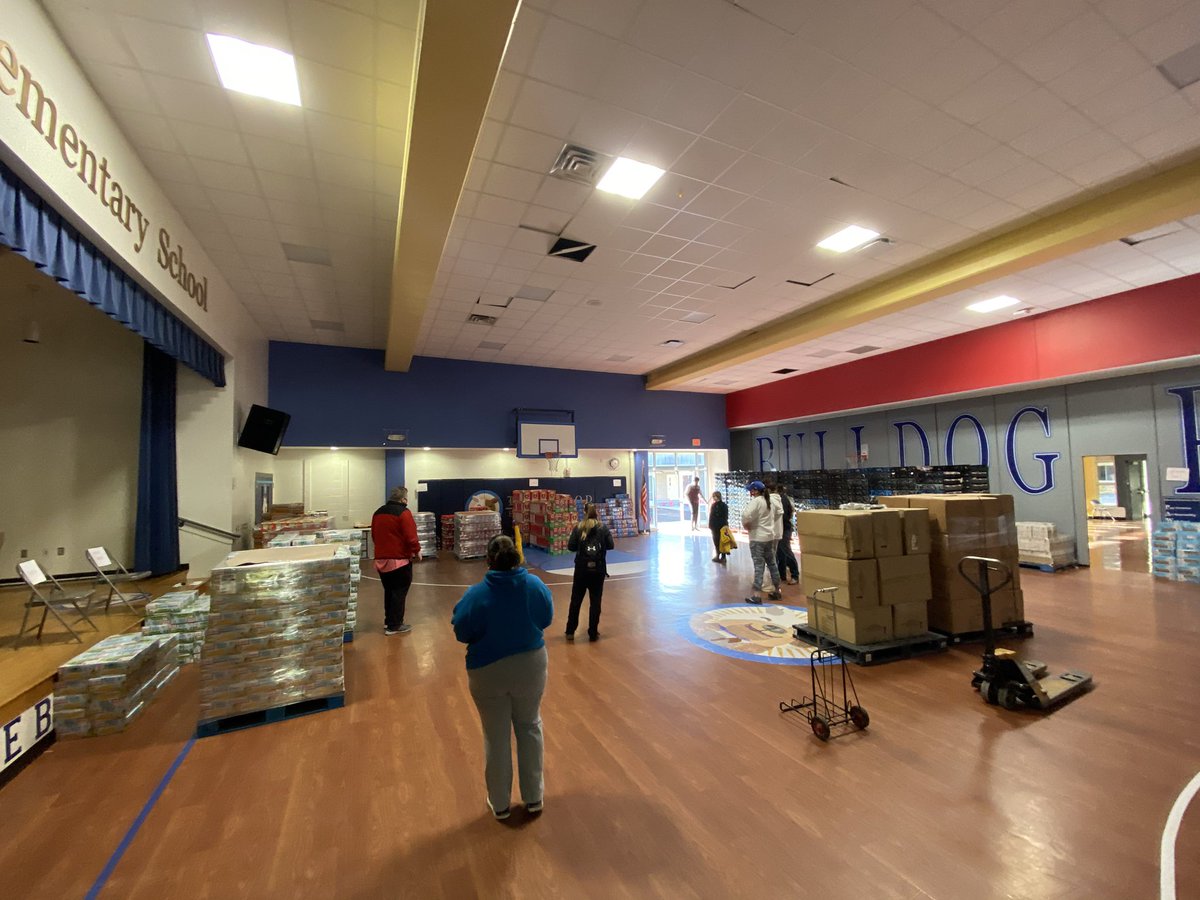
[269,343,729,450]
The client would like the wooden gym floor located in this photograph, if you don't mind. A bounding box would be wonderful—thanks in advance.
[1,532,1197,899]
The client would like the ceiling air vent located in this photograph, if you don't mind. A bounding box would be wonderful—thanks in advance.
[847,345,881,354]
[549,237,596,263]
[467,313,497,326]
[478,341,506,350]
[772,368,798,375]
[549,143,610,186]
[283,243,332,265]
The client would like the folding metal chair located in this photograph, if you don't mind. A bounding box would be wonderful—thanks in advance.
[13,560,99,649]
[86,547,152,612]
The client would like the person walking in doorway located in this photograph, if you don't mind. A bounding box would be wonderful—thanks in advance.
[565,503,615,641]
[685,476,703,531]
[774,486,799,585]
[371,486,422,635]
[708,490,729,564]
[741,481,781,602]
[452,535,554,820]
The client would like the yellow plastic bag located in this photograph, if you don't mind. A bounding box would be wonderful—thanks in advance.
[719,525,737,553]
[513,524,526,566]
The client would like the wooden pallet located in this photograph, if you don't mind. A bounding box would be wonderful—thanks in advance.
[932,620,1035,644]
[791,624,949,666]
[196,693,345,738]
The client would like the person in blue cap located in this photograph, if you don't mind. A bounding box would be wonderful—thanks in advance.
[741,481,782,602]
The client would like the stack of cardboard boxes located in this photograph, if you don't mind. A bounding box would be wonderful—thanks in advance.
[878,494,1024,634]
[55,633,180,737]
[796,508,933,645]
[1016,521,1075,569]
[142,589,210,664]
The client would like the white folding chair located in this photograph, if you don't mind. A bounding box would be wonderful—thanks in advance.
[86,547,151,612]
[13,560,98,649]
[1090,499,1117,522]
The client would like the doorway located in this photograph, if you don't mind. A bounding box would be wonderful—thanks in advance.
[647,451,711,532]
[1082,454,1151,572]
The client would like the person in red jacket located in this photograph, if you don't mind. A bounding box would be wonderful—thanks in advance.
[371,486,422,635]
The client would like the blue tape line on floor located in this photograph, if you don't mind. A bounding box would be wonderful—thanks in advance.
[85,737,195,899]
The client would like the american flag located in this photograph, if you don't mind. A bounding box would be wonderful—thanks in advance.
[639,458,649,531]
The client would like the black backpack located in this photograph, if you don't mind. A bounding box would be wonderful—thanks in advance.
[581,527,603,569]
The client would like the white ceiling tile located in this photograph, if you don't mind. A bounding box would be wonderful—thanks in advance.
[1008,110,1098,158]
[118,18,216,85]
[290,0,376,76]
[651,71,737,136]
[312,151,376,191]
[79,63,157,112]
[790,59,891,127]
[375,22,417,84]
[306,112,375,160]
[375,80,413,132]
[140,148,198,184]
[685,185,749,220]
[970,0,1093,57]
[244,134,316,177]
[1133,117,1200,162]
[500,7,547,75]
[940,64,1039,126]
[297,60,375,123]
[660,213,717,242]
[168,120,249,165]
[703,94,785,151]
[672,138,740,182]
[208,188,271,219]
[1130,2,1200,60]
[752,117,829,168]
[162,181,215,212]
[493,126,564,172]
[112,109,181,153]
[528,14,620,95]
[684,0,792,90]
[1076,68,1178,125]
[510,79,586,138]
[975,87,1072,144]
[621,120,697,170]
[550,0,642,38]
[1011,10,1125,83]
[144,73,236,128]
[42,3,138,67]
[1063,146,1151,187]
[192,158,260,194]
[198,0,291,48]
[894,34,1002,107]
[531,177,591,214]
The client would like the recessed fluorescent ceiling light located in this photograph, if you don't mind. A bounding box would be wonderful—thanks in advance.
[967,295,1021,313]
[596,157,665,199]
[207,34,301,106]
[817,225,880,253]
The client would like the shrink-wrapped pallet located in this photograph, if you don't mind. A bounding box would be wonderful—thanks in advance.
[55,633,179,737]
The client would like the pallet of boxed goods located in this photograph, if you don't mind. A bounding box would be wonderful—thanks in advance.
[413,511,438,558]
[794,507,944,661]
[1016,521,1076,570]
[142,590,210,664]
[1151,520,1200,582]
[440,514,456,552]
[454,509,501,559]
[55,633,180,737]
[198,545,349,736]
[878,494,1030,637]
[525,492,573,554]
[791,621,948,666]
[253,512,335,548]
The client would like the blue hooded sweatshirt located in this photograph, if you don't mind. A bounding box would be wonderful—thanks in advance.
[451,567,554,670]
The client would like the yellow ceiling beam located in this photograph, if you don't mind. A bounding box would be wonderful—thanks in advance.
[385,0,520,371]
[645,154,1200,391]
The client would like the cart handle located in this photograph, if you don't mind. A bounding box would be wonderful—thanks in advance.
[956,555,1012,596]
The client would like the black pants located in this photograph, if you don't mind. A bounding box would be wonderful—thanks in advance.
[379,564,413,629]
[776,532,799,581]
[711,527,725,557]
[566,569,605,637]
[689,501,700,527]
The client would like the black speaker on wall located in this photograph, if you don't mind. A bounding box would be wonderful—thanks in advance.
[237,404,291,455]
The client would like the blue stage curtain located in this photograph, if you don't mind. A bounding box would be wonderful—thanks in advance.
[135,343,180,575]
[0,158,225,387]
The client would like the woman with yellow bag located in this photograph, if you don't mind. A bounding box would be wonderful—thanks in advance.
[708,490,732,564]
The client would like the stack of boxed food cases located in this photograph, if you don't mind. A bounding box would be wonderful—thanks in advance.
[414,511,438,558]
[878,494,1024,633]
[440,514,456,552]
[797,508,933,645]
[1151,519,1200,582]
[1016,521,1075,569]
[54,633,180,737]
[142,589,211,664]
[200,546,348,724]
[253,512,335,548]
[516,490,574,553]
[454,510,501,559]
[265,530,361,634]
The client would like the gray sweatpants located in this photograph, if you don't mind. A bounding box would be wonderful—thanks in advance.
[750,540,780,591]
[467,646,548,812]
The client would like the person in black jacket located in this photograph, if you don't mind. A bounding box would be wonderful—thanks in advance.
[774,486,799,585]
[708,490,729,564]
[565,503,614,642]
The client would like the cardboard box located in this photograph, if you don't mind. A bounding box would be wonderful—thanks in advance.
[794,510,875,559]
[891,600,929,638]
[870,509,904,557]
[877,554,933,603]
[928,589,1019,634]
[812,602,893,645]
[897,508,931,555]
[801,553,879,608]
[876,496,910,509]
[915,495,985,536]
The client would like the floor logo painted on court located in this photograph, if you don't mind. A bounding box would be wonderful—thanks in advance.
[684,605,823,665]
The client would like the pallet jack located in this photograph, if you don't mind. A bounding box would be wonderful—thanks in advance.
[958,556,1093,711]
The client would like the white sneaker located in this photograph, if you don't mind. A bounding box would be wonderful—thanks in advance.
[487,798,511,820]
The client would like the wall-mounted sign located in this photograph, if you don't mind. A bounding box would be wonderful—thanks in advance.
[0,37,209,312]
[1166,467,1190,482]
[1,695,53,776]
[1164,499,1200,521]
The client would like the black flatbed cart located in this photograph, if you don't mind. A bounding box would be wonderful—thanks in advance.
[779,587,870,741]
[959,556,1094,711]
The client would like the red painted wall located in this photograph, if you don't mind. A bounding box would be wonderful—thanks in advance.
[726,273,1200,428]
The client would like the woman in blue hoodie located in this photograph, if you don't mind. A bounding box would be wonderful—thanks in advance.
[452,534,554,820]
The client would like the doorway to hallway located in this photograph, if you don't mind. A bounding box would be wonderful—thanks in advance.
[647,451,712,533]
[1083,454,1151,572]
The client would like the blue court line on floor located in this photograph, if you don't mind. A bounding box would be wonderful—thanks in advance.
[85,737,196,900]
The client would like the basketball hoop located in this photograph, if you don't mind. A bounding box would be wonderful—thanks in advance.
[544,451,560,474]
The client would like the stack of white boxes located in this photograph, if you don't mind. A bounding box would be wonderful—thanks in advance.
[1152,520,1200,582]
[414,511,438,558]
[200,546,348,724]
[54,633,179,737]
[142,590,211,664]
[317,529,363,634]
[1016,522,1075,568]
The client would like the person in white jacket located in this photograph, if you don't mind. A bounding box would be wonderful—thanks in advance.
[741,481,782,602]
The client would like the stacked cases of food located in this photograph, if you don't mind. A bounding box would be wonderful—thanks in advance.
[440,514,456,553]
[54,634,180,737]
[1152,520,1200,582]
[601,495,638,537]
[413,511,438,558]
[142,590,211,664]
[200,546,348,724]
[454,510,501,559]
[253,513,335,548]
[878,495,1023,634]
[524,491,573,553]
[797,508,932,645]
[1016,522,1076,568]
[317,530,364,634]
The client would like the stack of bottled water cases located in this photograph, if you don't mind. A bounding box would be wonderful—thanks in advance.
[142,589,211,664]
[55,633,180,737]
[414,511,438,558]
